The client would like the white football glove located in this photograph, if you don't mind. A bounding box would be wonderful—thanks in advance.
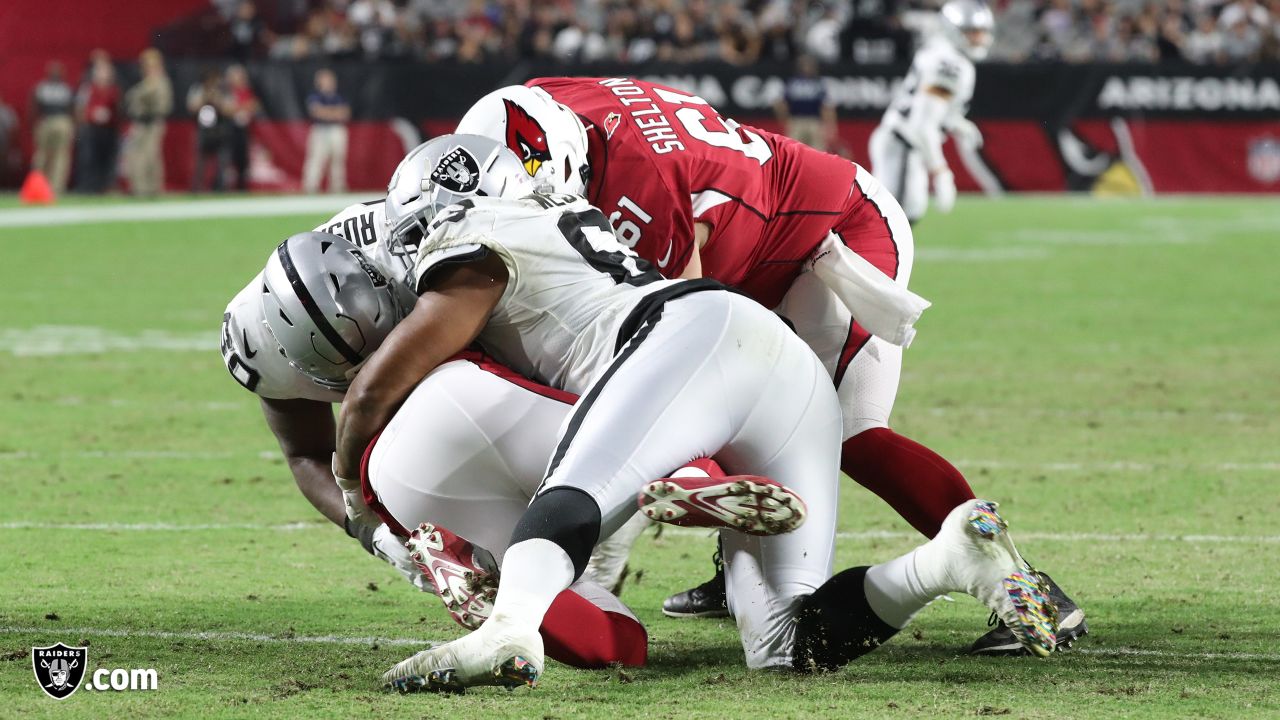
[932,168,957,214]
[333,453,381,530]
[949,118,983,149]
[371,524,430,592]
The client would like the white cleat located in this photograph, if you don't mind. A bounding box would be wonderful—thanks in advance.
[383,616,543,694]
[927,500,1058,657]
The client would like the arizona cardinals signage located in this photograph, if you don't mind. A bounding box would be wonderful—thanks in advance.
[503,98,553,177]
[108,60,1280,194]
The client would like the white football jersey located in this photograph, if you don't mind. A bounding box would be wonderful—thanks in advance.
[412,193,707,394]
[880,36,975,131]
[220,199,404,402]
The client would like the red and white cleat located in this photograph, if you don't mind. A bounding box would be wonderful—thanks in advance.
[405,523,499,631]
[637,475,807,536]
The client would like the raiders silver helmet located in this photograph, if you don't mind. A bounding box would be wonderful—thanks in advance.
[260,232,410,390]
[940,0,995,61]
[384,134,534,274]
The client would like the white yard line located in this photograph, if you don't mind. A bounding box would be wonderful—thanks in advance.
[0,625,1275,662]
[0,625,429,648]
[0,326,215,356]
[0,450,281,461]
[1,521,1277,544]
[1074,647,1280,662]
[0,521,318,531]
[0,194,377,228]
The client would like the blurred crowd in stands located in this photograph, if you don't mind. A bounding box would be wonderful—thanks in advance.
[198,0,1280,65]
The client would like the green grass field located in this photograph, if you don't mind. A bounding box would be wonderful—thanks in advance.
[2,195,1278,718]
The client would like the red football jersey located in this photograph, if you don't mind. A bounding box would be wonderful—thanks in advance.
[529,76,870,308]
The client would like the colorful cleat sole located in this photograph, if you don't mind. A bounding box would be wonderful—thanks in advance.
[1002,571,1059,657]
[637,475,807,536]
[386,655,538,694]
[964,501,1059,657]
[495,655,540,689]
[966,501,1008,539]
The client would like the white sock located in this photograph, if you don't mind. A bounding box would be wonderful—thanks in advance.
[488,538,575,629]
[863,546,944,629]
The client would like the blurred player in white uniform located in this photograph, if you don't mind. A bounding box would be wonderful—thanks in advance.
[869,0,992,223]
[331,134,1058,692]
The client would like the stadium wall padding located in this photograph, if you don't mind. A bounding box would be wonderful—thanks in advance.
[104,61,1280,193]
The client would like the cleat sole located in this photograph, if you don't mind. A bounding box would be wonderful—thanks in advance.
[638,476,807,536]
[1002,570,1059,657]
[966,500,1007,539]
[495,655,540,689]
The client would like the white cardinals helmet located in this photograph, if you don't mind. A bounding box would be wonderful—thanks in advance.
[456,85,591,196]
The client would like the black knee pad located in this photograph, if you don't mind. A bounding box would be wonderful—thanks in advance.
[509,486,602,579]
[792,566,900,673]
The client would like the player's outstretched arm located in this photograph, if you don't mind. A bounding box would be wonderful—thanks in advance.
[334,253,509,481]
[260,396,344,526]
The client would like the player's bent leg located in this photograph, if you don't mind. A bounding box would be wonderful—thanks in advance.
[791,499,1059,673]
[837,337,976,537]
[903,151,930,223]
[715,322,843,670]
[366,359,568,561]
[868,126,907,212]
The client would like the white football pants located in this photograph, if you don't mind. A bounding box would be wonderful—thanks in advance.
[869,124,930,223]
[538,290,844,669]
[367,357,636,618]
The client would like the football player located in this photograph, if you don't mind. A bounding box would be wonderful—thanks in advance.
[219,145,679,668]
[220,196,425,583]
[334,134,1058,692]
[455,73,1085,655]
[869,0,992,223]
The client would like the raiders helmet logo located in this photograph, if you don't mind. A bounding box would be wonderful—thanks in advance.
[430,146,481,194]
[350,249,388,288]
[503,99,553,177]
[32,643,88,700]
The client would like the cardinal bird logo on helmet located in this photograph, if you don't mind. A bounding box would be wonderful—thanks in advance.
[503,99,552,178]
